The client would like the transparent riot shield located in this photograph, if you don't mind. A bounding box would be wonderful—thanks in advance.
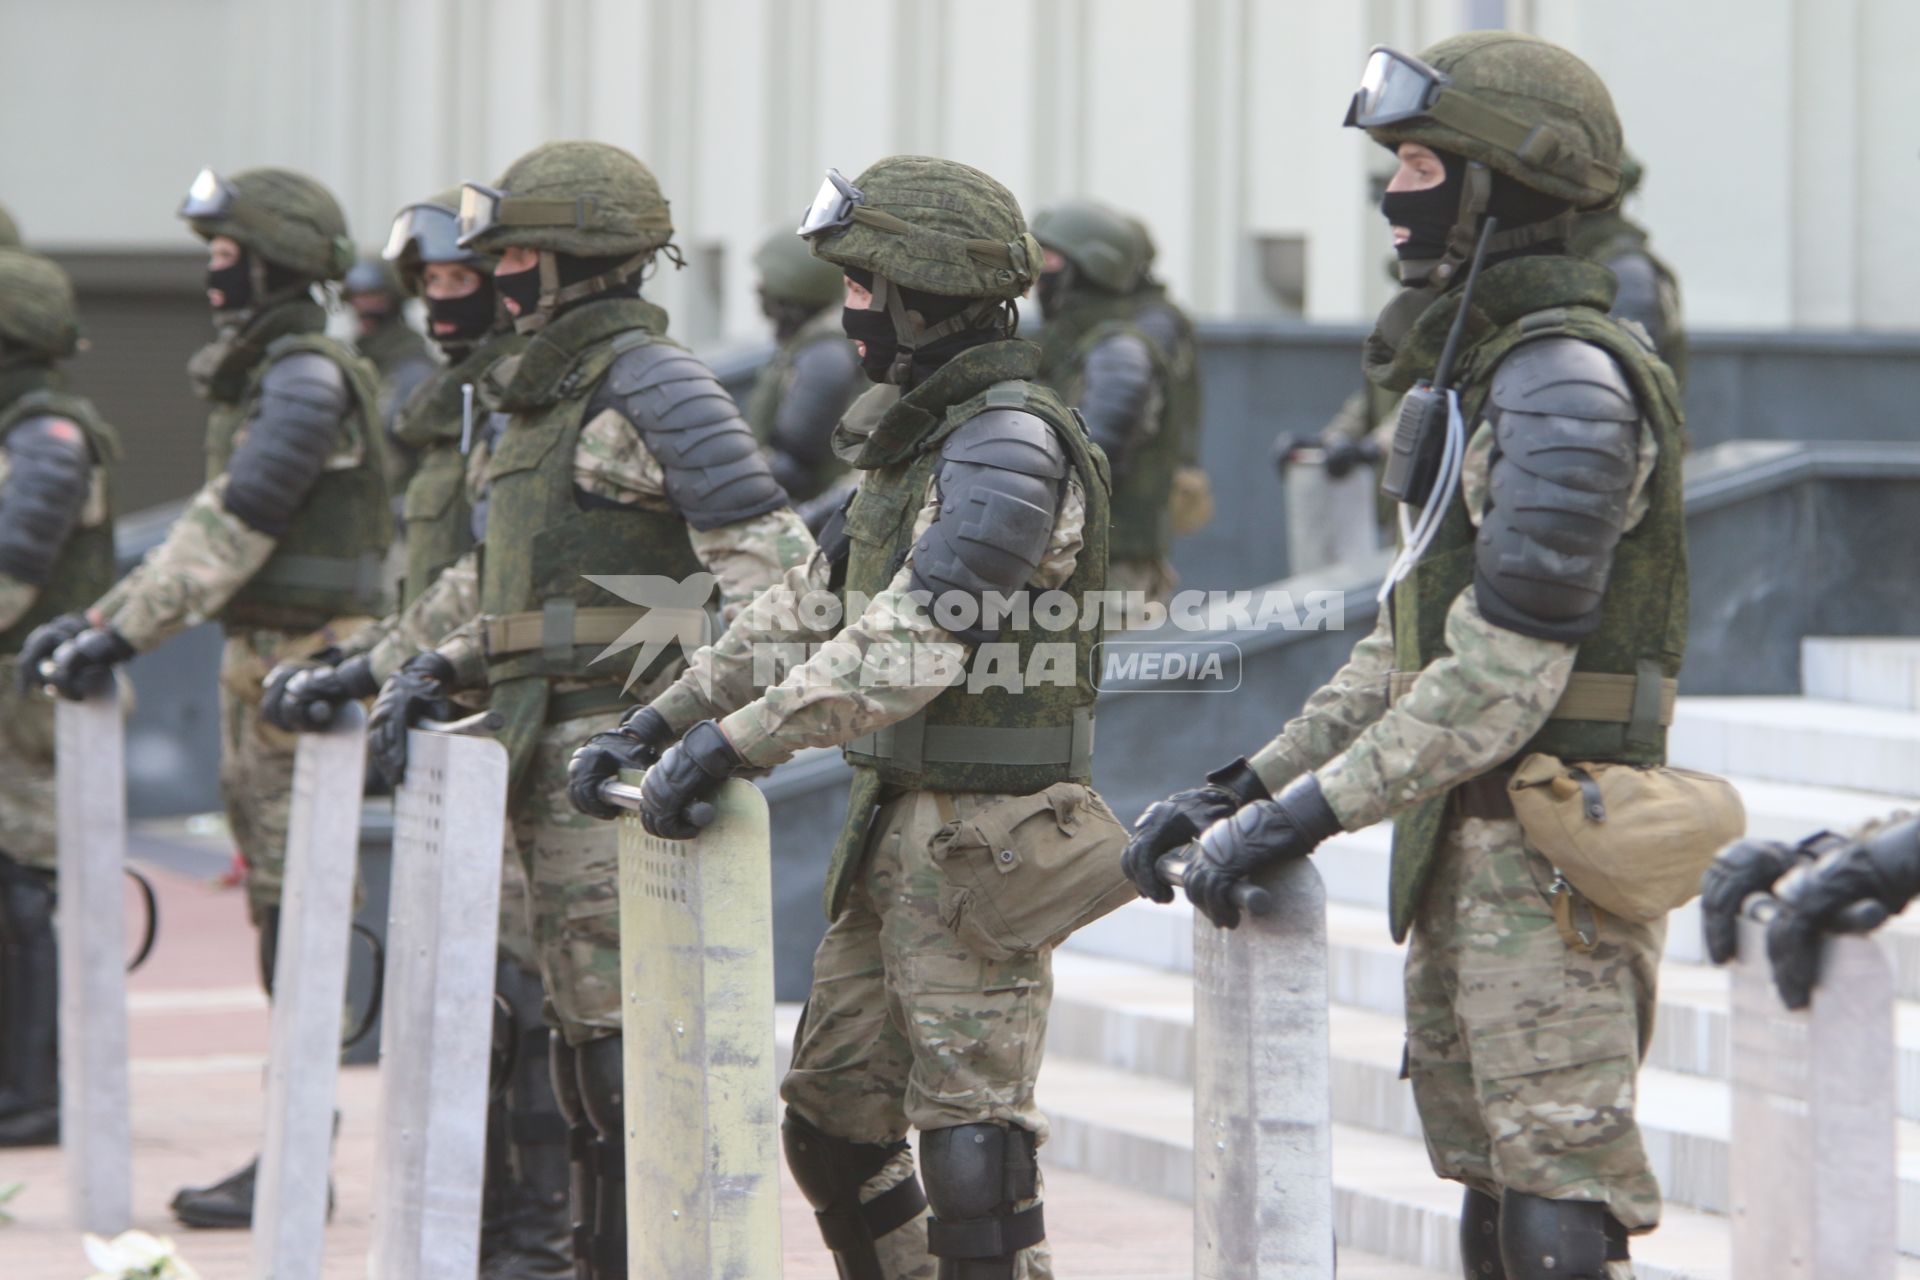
[1160,853,1335,1278]
[55,690,131,1234]
[367,713,509,1279]
[1284,452,1380,575]
[1730,908,1896,1279]
[250,702,367,1280]
[604,774,781,1279]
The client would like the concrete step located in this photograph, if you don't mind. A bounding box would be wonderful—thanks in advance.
[1803,637,1920,712]
[1034,1054,1820,1280]
[1668,696,1920,795]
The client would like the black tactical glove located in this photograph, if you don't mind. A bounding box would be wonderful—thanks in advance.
[17,612,89,693]
[368,652,457,787]
[266,655,379,732]
[1766,818,1920,1009]
[1700,835,1834,965]
[1321,438,1382,480]
[1185,774,1342,929]
[567,705,678,821]
[1124,758,1271,903]
[638,720,747,840]
[45,626,135,701]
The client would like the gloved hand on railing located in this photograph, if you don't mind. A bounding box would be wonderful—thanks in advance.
[567,705,677,821]
[1123,758,1270,903]
[1183,775,1341,929]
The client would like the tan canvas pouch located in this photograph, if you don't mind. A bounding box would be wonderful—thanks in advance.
[929,782,1136,961]
[1168,464,1215,537]
[1508,752,1747,924]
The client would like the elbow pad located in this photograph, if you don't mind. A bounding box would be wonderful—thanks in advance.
[223,350,351,536]
[1473,336,1641,642]
[908,409,1066,644]
[0,416,92,585]
[596,342,788,529]
[1077,331,1156,466]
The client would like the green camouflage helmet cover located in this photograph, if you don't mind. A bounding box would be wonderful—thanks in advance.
[1362,32,1622,210]
[0,248,81,360]
[1032,198,1150,293]
[807,155,1041,301]
[754,226,843,307]
[460,140,674,257]
[0,202,19,248]
[182,167,355,280]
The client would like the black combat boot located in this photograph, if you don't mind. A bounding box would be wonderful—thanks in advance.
[0,853,59,1147]
[575,1036,628,1280]
[480,959,571,1279]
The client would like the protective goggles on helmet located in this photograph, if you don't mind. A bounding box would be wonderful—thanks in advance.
[178,167,241,221]
[1344,46,1448,128]
[797,169,863,239]
[383,202,467,264]
[457,182,607,248]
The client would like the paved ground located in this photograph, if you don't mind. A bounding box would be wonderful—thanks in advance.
[1,844,1430,1278]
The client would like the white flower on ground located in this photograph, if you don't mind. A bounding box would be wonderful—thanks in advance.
[81,1229,202,1279]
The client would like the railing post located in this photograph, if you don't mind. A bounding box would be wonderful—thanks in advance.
[55,691,131,1235]
[1729,909,1896,1279]
[366,722,509,1277]
[250,702,366,1280]
[1191,857,1334,1278]
[609,775,781,1278]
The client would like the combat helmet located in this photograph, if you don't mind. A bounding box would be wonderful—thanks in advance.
[1345,32,1622,285]
[0,248,82,363]
[753,226,843,309]
[179,167,354,284]
[457,140,677,333]
[1033,198,1150,294]
[342,256,404,302]
[0,202,20,249]
[798,155,1040,382]
[383,188,493,294]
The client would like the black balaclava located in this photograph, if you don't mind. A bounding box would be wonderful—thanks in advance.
[1380,151,1467,266]
[493,263,542,322]
[207,250,255,314]
[1035,264,1071,320]
[1483,172,1572,264]
[760,290,825,343]
[426,278,499,350]
[840,267,1005,387]
[496,250,645,328]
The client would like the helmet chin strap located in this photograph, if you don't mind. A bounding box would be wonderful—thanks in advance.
[871,275,1001,385]
[512,249,657,334]
[1397,161,1574,287]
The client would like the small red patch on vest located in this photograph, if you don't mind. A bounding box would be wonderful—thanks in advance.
[45,419,81,445]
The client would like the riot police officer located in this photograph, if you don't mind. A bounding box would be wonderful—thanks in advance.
[744,227,862,505]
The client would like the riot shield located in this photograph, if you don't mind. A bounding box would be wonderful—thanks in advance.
[1730,909,1896,1279]
[605,774,781,1278]
[1161,853,1334,1278]
[1284,453,1380,574]
[366,715,509,1277]
[250,702,367,1280]
[55,690,131,1233]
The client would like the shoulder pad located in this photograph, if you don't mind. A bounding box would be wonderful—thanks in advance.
[787,331,861,381]
[262,349,350,406]
[1131,303,1184,358]
[1489,335,1636,424]
[0,414,92,585]
[7,414,89,457]
[1603,252,1665,347]
[600,341,787,530]
[942,407,1067,481]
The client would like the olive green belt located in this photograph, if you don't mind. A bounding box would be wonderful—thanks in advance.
[846,706,1095,774]
[482,603,681,663]
[546,683,634,724]
[1387,669,1677,727]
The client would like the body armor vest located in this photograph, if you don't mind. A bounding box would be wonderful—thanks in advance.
[1384,293,1688,941]
[1131,286,1204,467]
[0,387,119,654]
[820,341,1112,916]
[744,307,853,500]
[204,332,391,630]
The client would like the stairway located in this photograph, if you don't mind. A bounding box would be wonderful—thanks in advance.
[1035,637,1920,1278]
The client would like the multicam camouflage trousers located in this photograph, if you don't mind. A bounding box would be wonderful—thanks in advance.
[513,709,624,1047]
[0,655,59,871]
[1404,813,1665,1241]
[781,788,1056,1280]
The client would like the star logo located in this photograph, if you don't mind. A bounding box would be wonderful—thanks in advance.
[582,573,718,691]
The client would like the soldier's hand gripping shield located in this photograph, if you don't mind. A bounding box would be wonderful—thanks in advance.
[367,710,510,1278]
[599,772,782,1276]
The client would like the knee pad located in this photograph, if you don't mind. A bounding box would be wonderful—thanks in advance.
[0,854,54,946]
[782,1108,927,1262]
[1459,1188,1505,1279]
[575,1034,625,1144]
[1498,1192,1626,1280]
[920,1123,1045,1267]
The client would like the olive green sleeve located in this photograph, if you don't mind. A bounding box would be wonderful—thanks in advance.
[94,479,278,652]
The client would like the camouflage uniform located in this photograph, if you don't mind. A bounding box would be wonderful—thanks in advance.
[637,157,1131,1280]
[0,248,120,1148]
[1034,200,1178,614]
[744,228,863,504]
[1129,36,1688,1279]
